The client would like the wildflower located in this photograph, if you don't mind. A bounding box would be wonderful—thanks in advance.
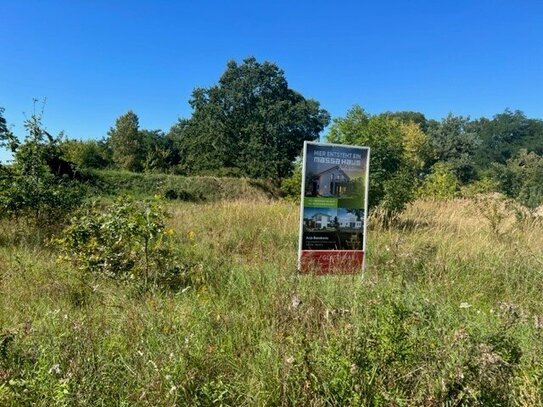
[48,364,61,375]
[187,230,196,241]
[459,302,471,309]
[290,293,301,310]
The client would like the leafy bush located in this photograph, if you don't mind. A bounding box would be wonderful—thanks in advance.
[0,171,83,226]
[418,162,459,199]
[460,176,499,197]
[280,159,302,201]
[61,139,112,169]
[0,109,83,226]
[56,197,183,289]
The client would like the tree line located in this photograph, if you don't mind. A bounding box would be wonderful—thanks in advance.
[2,57,543,215]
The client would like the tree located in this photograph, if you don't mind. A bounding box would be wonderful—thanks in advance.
[426,114,479,183]
[380,111,428,132]
[170,57,330,179]
[107,111,144,172]
[418,163,459,199]
[327,105,427,213]
[471,109,543,168]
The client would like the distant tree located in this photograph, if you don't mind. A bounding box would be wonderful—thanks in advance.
[399,121,430,171]
[471,109,543,167]
[426,114,479,183]
[107,111,144,172]
[170,57,330,178]
[380,111,428,132]
[280,158,302,200]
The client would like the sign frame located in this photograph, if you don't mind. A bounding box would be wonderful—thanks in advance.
[297,141,371,274]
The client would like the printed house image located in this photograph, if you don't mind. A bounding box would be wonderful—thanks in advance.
[304,212,333,229]
[306,166,350,197]
[338,212,362,229]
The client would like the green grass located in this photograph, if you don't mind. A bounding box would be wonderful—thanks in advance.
[1,197,543,406]
[85,169,282,201]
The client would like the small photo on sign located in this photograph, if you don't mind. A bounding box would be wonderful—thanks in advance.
[337,208,364,231]
[304,144,367,201]
[302,207,338,231]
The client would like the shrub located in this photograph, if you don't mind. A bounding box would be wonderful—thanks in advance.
[0,172,83,226]
[56,197,183,289]
[61,139,112,169]
[460,176,499,197]
[492,149,543,209]
[0,109,83,226]
[280,159,302,201]
[418,162,459,199]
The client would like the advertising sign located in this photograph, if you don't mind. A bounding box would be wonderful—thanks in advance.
[298,141,370,274]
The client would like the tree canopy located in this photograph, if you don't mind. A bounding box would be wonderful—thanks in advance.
[107,111,144,172]
[327,105,428,212]
[170,57,330,178]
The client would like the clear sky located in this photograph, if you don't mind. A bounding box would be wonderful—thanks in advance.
[1,0,542,162]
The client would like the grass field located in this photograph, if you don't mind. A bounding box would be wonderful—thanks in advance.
[1,197,543,406]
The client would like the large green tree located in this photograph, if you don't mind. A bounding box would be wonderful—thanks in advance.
[170,57,330,178]
[327,106,428,212]
[107,111,144,172]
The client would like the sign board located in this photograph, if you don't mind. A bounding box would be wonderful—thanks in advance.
[298,141,370,274]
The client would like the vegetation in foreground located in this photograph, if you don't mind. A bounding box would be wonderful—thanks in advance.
[2,196,543,406]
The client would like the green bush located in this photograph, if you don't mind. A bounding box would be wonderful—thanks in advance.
[418,162,459,199]
[280,159,302,201]
[61,139,112,169]
[0,111,84,226]
[461,176,500,197]
[492,149,543,209]
[56,197,183,289]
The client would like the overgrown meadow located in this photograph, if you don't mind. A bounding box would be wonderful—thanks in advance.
[2,192,543,406]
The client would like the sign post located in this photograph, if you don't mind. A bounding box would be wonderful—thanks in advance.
[298,141,370,274]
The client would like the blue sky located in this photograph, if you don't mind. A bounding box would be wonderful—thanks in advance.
[1,0,542,162]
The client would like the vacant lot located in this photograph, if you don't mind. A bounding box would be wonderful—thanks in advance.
[1,197,543,406]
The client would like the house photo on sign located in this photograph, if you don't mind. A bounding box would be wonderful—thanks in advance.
[298,141,370,274]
